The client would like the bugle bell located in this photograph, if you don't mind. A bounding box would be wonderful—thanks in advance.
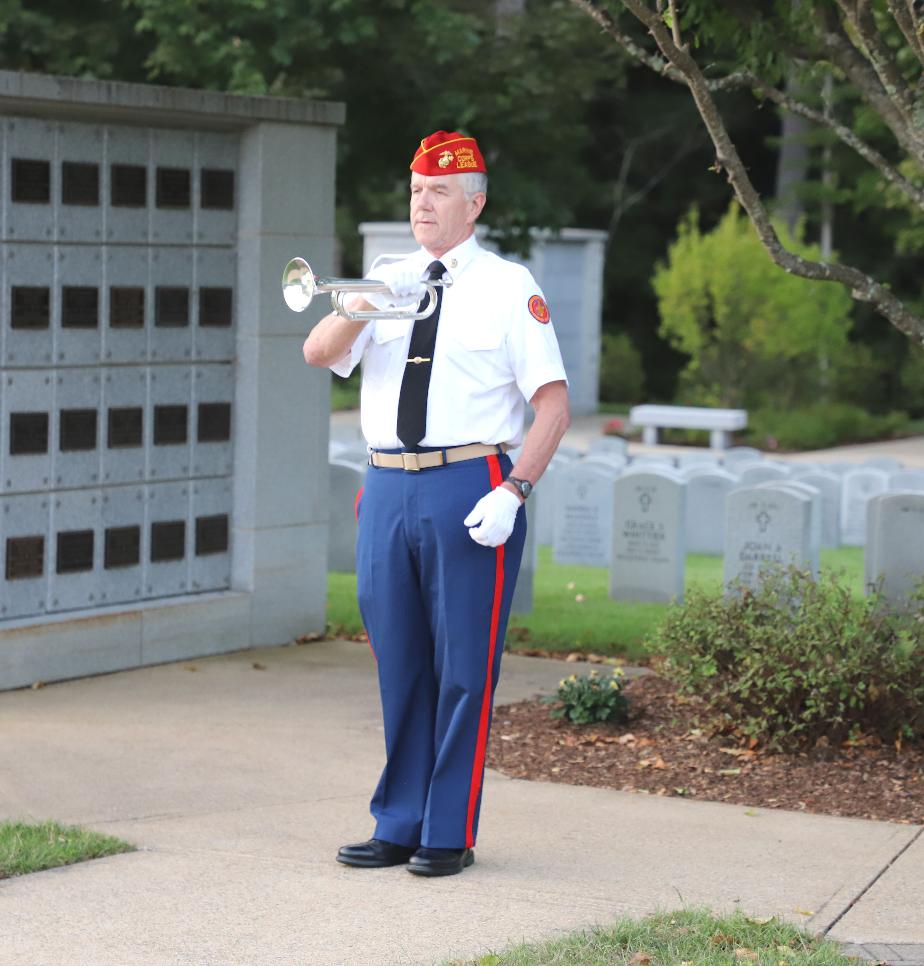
[281,257,451,321]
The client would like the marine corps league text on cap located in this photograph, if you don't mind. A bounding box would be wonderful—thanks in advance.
[410,131,487,176]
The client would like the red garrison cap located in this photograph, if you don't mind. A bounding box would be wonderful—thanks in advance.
[410,130,487,176]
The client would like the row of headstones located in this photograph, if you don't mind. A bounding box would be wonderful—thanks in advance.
[327,439,924,611]
[541,441,924,560]
[550,466,924,607]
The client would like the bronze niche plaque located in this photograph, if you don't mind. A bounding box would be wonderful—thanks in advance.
[11,286,50,330]
[198,287,232,327]
[197,403,231,443]
[195,514,229,556]
[156,167,191,209]
[153,405,188,446]
[200,169,234,210]
[155,287,189,327]
[151,520,185,562]
[5,536,44,580]
[56,530,94,574]
[62,286,99,328]
[110,287,145,328]
[10,412,49,455]
[108,407,143,449]
[111,164,147,207]
[11,158,50,203]
[104,525,141,569]
[62,161,100,206]
[60,409,98,452]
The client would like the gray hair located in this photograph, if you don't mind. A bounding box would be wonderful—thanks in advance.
[460,172,488,199]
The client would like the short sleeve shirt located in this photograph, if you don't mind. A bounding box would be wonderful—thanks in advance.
[330,234,568,449]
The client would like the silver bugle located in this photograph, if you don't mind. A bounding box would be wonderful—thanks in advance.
[281,257,451,321]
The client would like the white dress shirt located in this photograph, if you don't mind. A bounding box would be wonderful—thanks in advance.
[330,235,568,450]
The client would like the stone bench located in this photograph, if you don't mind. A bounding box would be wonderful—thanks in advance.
[629,405,748,450]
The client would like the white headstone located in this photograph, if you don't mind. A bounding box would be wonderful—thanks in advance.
[724,485,816,591]
[533,453,575,546]
[588,436,629,458]
[677,450,720,469]
[511,497,537,614]
[552,463,615,566]
[862,457,904,473]
[757,480,821,575]
[685,468,738,555]
[582,453,628,475]
[841,467,891,546]
[722,447,762,470]
[610,470,686,603]
[864,492,924,604]
[738,462,792,487]
[788,470,842,548]
[888,470,924,493]
[328,460,366,572]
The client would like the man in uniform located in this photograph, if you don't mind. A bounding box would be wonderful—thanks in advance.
[303,130,570,877]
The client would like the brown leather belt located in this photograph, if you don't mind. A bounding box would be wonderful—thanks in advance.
[369,443,509,472]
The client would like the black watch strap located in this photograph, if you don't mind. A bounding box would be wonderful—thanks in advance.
[506,476,533,500]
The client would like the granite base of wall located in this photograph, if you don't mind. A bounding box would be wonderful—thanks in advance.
[0,589,321,691]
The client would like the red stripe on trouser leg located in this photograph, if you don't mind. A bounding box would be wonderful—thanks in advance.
[464,454,506,849]
[354,486,364,521]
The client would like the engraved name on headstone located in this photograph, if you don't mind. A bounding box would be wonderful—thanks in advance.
[552,463,615,567]
[724,485,815,591]
[610,469,685,603]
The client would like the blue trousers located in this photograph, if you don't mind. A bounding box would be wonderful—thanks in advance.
[356,451,526,849]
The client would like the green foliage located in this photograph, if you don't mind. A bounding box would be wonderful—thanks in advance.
[743,402,908,451]
[548,668,629,725]
[448,907,856,966]
[0,820,134,879]
[598,331,644,404]
[901,342,924,416]
[649,566,924,752]
[653,203,854,409]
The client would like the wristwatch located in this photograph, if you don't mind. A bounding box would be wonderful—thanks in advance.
[505,476,533,500]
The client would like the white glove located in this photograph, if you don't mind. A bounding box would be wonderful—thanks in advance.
[463,486,521,548]
[368,261,427,310]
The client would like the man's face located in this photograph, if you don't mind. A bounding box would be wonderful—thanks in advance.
[410,172,485,258]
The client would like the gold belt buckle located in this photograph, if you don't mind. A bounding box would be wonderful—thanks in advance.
[401,452,421,472]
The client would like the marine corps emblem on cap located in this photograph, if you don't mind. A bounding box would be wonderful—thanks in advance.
[411,130,487,176]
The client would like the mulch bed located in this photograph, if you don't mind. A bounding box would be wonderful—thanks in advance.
[487,672,924,825]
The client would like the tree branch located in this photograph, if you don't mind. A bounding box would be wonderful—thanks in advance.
[568,1,924,215]
[887,0,924,69]
[835,0,917,121]
[584,0,924,344]
[814,4,924,164]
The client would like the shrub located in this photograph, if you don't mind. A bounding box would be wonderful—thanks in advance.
[652,203,853,410]
[742,402,908,451]
[647,566,924,751]
[549,668,630,725]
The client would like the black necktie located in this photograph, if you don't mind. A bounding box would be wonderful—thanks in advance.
[396,260,446,450]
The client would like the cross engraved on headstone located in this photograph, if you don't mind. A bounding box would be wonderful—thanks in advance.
[756,509,771,532]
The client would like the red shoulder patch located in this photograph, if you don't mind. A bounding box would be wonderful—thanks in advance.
[528,295,550,323]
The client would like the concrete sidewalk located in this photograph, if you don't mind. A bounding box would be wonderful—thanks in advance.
[0,640,921,966]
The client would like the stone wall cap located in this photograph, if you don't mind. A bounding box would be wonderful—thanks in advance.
[0,69,345,130]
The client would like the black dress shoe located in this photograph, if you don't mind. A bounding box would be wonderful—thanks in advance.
[336,838,417,868]
[407,847,475,877]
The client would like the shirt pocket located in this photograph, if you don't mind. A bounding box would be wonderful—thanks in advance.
[363,319,410,388]
[452,325,504,352]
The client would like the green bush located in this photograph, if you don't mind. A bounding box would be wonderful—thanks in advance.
[652,203,854,410]
[742,402,908,451]
[648,566,924,751]
[599,331,645,405]
[548,668,630,725]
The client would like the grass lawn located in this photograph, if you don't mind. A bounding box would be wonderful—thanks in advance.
[327,546,865,663]
[442,908,853,965]
[0,820,135,879]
